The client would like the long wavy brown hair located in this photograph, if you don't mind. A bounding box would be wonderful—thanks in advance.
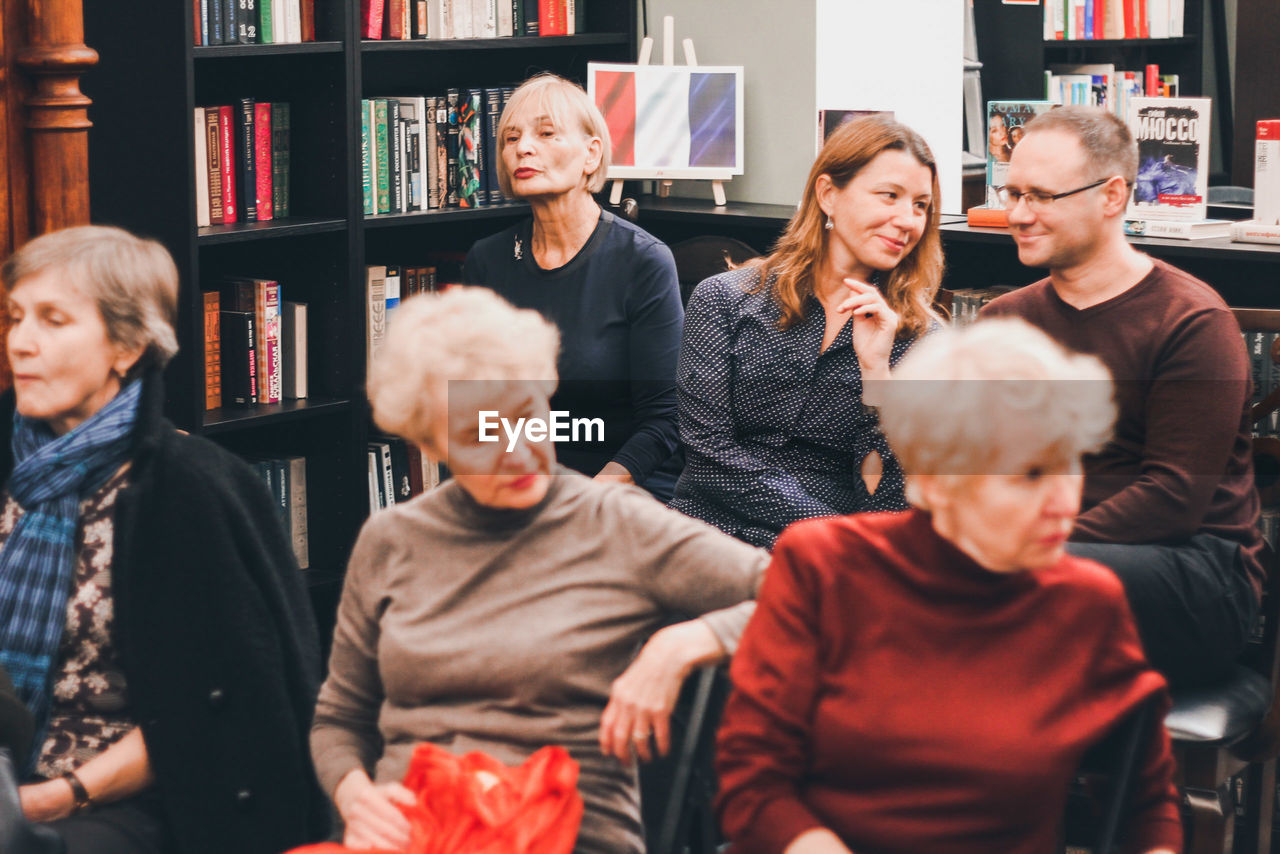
[758,115,944,337]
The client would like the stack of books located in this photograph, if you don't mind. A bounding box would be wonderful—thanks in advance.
[203,279,307,410]
[368,436,443,512]
[245,454,310,569]
[362,0,584,40]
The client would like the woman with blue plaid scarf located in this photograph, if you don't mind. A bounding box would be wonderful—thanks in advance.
[0,226,327,854]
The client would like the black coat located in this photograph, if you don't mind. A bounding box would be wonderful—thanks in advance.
[0,373,329,854]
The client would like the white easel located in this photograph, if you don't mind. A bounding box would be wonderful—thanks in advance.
[607,16,730,208]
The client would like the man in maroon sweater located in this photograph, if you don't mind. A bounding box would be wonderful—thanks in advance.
[981,106,1263,687]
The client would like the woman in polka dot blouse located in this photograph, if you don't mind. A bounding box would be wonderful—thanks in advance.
[669,116,945,548]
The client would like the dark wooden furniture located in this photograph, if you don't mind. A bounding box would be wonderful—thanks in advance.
[79,1,638,637]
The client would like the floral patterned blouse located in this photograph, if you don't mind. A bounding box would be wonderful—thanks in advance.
[0,464,135,779]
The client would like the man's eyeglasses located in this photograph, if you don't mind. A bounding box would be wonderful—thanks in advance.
[1000,177,1115,212]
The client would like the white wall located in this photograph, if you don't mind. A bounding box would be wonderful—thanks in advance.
[639,0,816,206]
[815,0,965,214]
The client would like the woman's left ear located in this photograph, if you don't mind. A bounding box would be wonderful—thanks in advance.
[584,136,604,177]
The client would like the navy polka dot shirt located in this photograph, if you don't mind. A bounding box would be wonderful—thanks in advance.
[669,266,923,549]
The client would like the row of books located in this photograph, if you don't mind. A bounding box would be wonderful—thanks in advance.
[203,278,308,410]
[1045,64,1178,114]
[1043,0,1185,41]
[193,101,290,227]
[364,264,442,377]
[368,436,443,512]
[362,88,512,215]
[981,96,1214,226]
[194,0,316,45]
[247,454,310,569]
[362,0,583,40]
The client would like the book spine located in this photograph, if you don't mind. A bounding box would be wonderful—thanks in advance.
[483,88,501,204]
[375,99,391,214]
[271,102,290,218]
[361,0,385,38]
[1231,222,1280,245]
[366,266,387,380]
[378,443,395,507]
[218,105,238,222]
[210,0,224,43]
[368,452,382,512]
[1083,0,1094,38]
[512,0,523,36]
[496,0,512,37]
[457,90,480,208]
[263,281,282,403]
[254,101,274,221]
[300,0,315,40]
[282,0,301,42]
[389,0,405,37]
[1138,0,1149,38]
[445,89,460,207]
[196,0,205,45]
[204,292,221,409]
[408,119,422,210]
[573,0,583,34]
[1256,121,1280,225]
[282,301,308,398]
[524,0,537,35]
[238,98,258,221]
[239,0,259,43]
[361,100,374,215]
[390,100,404,212]
[259,0,273,42]
[205,108,224,223]
[538,0,564,36]
[286,456,308,569]
[426,97,441,208]
[194,109,211,228]
[221,310,256,404]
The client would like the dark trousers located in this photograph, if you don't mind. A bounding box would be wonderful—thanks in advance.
[46,790,173,854]
[1067,533,1259,688]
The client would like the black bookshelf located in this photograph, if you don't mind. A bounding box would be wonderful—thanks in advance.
[81,0,638,613]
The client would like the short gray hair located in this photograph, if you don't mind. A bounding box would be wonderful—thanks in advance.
[1024,105,1138,186]
[368,286,560,444]
[496,73,611,198]
[2,225,179,377]
[878,318,1116,509]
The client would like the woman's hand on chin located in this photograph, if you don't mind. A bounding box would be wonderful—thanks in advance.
[19,779,76,823]
[837,277,899,381]
[333,768,414,851]
[599,620,726,764]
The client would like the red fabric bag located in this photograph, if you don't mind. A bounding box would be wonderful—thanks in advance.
[288,744,583,854]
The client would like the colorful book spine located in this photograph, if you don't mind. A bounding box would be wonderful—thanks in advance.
[361,99,374,215]
[259,0,274,43]
[483,87,502,204]
[271,102,290,218]
[389,99,404,212]
[361,0,386,37]
[205,108,224,223]
[389,0,405,37]
[445,88,460,207]
[375,99,391,214]
[254,101,274,221]
[457,90,481,207]
[538,0,565,35]
[204,291,221,410]
[300,0,315,40]
[218,105,238,223]
[1256,120,1280,226]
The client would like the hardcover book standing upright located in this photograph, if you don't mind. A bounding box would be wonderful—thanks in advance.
[1128,96,1211,221]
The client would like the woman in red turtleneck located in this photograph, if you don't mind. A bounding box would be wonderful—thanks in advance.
[715,318,1181,854]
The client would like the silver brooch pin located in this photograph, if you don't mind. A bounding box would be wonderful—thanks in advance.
[513,236,523,260]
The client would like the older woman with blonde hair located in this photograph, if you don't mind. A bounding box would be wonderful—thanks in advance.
[312,286,766,854]
[715,318,1180,854]
[0,225,326,854]
[462,72,684,500]
[670,114,944,548]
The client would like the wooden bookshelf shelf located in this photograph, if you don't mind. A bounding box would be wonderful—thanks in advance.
[362,202,531,227]
[360,33,630,52]
[1043,37,1198,48]
[194,41,344,58]
[196,217,348,245]
[201,397,355,434]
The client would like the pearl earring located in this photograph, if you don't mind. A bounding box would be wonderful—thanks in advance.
[825,216,834,231]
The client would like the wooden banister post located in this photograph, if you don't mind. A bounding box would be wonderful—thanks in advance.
[15,0,97,234]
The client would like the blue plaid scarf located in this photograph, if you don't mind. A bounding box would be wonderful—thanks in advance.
[0,379,141,770]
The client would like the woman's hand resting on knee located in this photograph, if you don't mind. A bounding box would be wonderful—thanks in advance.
[333,768,415,851]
